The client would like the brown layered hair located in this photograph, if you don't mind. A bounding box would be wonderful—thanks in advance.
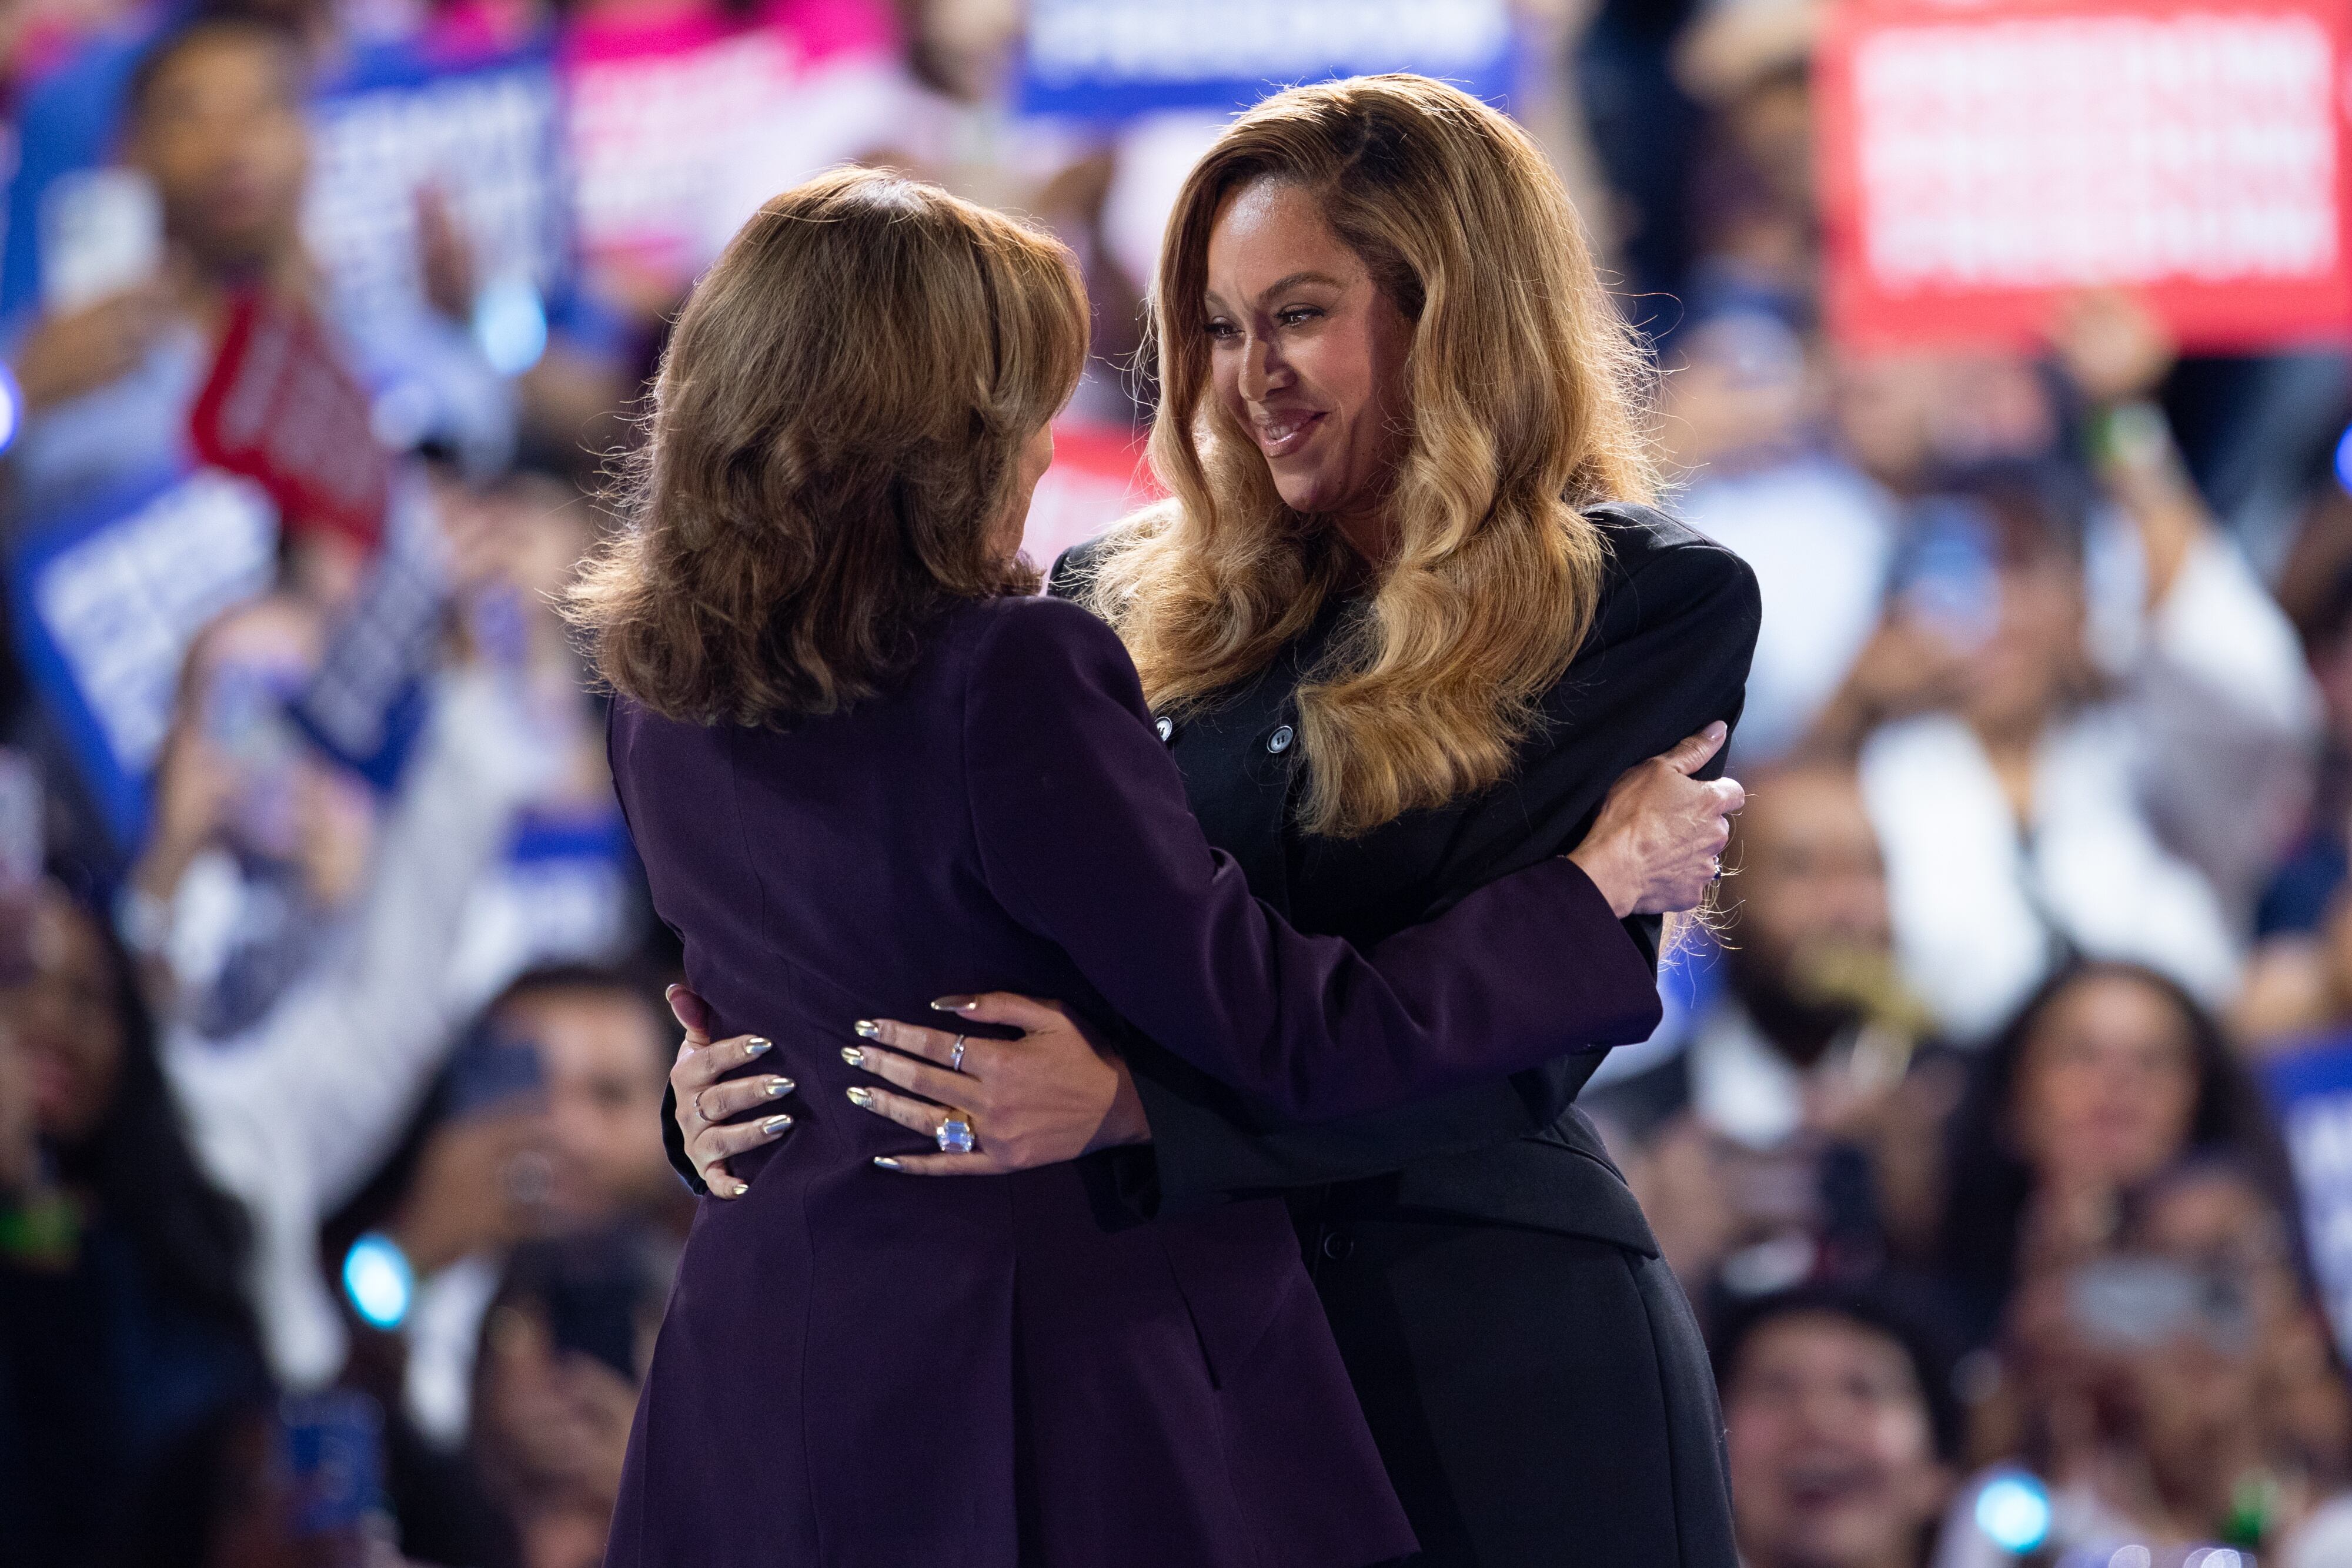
[1078,75,1657,837]
[567,169,1088,724]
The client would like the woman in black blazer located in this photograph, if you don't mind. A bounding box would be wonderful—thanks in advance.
[671,78,1758,1563]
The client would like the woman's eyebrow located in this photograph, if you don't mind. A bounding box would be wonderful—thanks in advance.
[1204,271,1350,313]
[1255,270,1345,301]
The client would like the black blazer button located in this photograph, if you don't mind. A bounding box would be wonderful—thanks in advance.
[1267,724,1295,754]
[1154,716,1175,743]
[1321,1229,1353,1261]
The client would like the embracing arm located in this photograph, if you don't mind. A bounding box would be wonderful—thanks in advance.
[1123,528,1762,1204]
[960,597,1665,1125]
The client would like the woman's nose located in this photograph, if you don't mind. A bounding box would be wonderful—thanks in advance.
[1238,336,1288,403]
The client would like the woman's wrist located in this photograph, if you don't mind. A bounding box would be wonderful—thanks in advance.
[1565,840,1638,920]
[1087,1058,1154,1151]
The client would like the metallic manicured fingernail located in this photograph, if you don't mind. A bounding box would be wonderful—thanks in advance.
[873,1156,903,1171]
[841,1046,864,1068]
[846,1086,874,1109]
[766,1076,793,1098]
[761,1114,792,1136]
[730,1182,750,1197]
[930,996,977,1014]
[745,1038,772,1055]
[853,1020,881,1039]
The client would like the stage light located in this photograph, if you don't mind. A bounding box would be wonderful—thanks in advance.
[0,362,21,456]
[1974,1472,2052,1553]
[473,277,548,377]
[342,1233,415,1330]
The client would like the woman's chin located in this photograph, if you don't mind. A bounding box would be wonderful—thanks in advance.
[1269,472,1343,515]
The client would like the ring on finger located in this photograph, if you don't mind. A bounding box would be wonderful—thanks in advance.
[692,1090,710,1123]
[948,1035,967,1072]
[935,1114,977,1155]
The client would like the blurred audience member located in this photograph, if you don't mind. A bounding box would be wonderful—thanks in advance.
[1601,758,1950,1298]
[385,964,685,1453]
[1659,309,1900,764]
[4,14,509,527]
[157,611,553,1389]
[469,1227,675,1568]
[1941,1159,2348,1564]
[1715,1280,1961,1568]
[1936,962,2290,1349]
[1815,304,2318,1042]
[0,880,269,1568]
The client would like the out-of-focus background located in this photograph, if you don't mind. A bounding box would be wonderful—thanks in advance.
[5,1,2352,1564]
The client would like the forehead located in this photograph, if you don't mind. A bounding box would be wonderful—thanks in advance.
[1735,1310,1916,1387]
[1740,767,1874,851]
[142,33,302,115]
[1204,179,1362,292]
[497,987,663,1071]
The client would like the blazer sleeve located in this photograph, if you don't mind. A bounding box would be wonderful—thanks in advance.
[961,597,1662,1124]
[1127,533,1763,1203]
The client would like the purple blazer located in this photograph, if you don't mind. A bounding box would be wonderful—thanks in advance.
[601,593,1660,1568]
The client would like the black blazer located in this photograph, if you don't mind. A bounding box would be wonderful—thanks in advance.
[1051,503,1760,1248]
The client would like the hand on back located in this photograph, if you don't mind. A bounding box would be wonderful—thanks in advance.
[1568,721,1746,918]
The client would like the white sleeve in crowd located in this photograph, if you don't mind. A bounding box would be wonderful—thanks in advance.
[2129,531,2323,919]
[165,666,553,1386]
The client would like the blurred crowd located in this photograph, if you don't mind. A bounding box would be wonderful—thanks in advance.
[4,1,2352,1566]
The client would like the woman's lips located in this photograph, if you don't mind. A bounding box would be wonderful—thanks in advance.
[1252,410,1324,458]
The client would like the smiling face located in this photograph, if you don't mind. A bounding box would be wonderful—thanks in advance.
[2011,972,2202,1193]
[1725,1312,1951,1568]
[1202,179,1415,553]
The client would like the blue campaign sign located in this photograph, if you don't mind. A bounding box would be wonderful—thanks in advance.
[7,463,279,847]
[1020,0,1521,120]
[2263,1034,2352,1358]
[307,31,570,330]
[2,19,567,332]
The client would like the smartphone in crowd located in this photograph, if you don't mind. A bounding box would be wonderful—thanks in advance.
[279,1389,386,1541]
[0,751,42,985]
[1890,498,2002,653]
[546,1266,644,1383]
[443,1028,547,1119]
[2066,1254,2253,1355]
[39,166,163,313]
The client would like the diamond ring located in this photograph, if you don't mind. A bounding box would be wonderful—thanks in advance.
[935,1116,976,1155]
[948,1035,967,1072]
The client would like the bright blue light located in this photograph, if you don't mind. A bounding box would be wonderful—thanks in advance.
[2334,422,2352,497]
[1975,1473,2053,1553]
[0,363,20,456]
[472,277,548,377]
[342,1233,414,1329]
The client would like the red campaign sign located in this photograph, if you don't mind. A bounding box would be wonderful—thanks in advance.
[1816,0,2352,352]
[189,290,391,551]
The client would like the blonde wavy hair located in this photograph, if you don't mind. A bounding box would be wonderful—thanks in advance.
[1081,75,1658,837]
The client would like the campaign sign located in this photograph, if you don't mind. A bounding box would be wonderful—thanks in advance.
[7,464,278,847]
[306,31,568,330]
[2263,1032,2352,1358]
[1020,0,1519,120]
[289,486,446,791]
[1816,0,2352,351]
[189,291,392,551]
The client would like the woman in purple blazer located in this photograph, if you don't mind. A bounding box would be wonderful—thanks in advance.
[568,169,1739,1567]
